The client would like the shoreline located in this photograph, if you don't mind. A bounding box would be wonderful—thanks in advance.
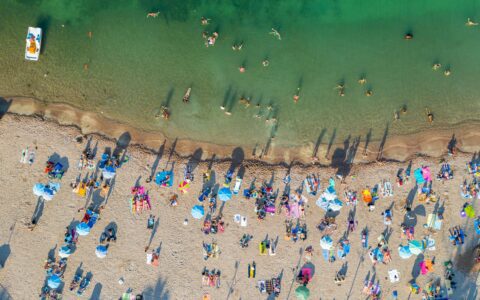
[2,96,480,165]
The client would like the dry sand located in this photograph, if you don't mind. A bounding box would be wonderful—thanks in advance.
[0,113,479,300]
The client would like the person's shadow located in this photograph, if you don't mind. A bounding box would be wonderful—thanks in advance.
[31,197,44,224]
[0,97,12,119]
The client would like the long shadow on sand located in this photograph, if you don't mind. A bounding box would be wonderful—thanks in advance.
[141,277,170,300]
[0,98,12,119]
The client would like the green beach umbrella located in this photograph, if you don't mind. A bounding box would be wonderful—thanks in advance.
[295,286,310,300]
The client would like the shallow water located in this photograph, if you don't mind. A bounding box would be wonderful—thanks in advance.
[1,0,480,149]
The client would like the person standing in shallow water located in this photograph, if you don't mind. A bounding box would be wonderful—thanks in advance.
[293,88,300,103]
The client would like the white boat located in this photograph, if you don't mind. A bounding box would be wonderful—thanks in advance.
[25,27,42,61]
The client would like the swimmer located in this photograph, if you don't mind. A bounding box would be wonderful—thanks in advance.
[269,28,282,40]
[358,78,367,85]
[400,105,408,114]
[232,43,244,51]
[239,66,246,73]
[87,31,93,39]
[255,103,261,108]
[404,33,413,40]
[83,63,89,71]
[432,63,441,71]
[425,108,434,123]
[220,105,225,110]
[254,114,262,119]
[444,69,451,76]
[339,89,345,97]
[466,18,478,26]
[225,111,232,116]
[334,83,344,89]
[267,105,273,111]
[202,31,208,39]
[365,90,373,96]
[201,17,210,25]
[262,59,269,67]
[147,11,160,18]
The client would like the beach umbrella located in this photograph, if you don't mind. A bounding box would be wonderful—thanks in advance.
[408,240,425,255]
[42,187,55,201]
[295,286,310,300]
[329,199,343,212]
[33,183,45,197]
[76,222,91,236]
[315,198,329,211]
[58,245,72,258]
[191,205,205,219]
[464,205,475,218]
[47,275,62,289]
[398,245,412,259]
[218,187,232,202]
[102,166,116,179]
[320,236,333,250]
[179,180,190,194]
[95,245,108,258]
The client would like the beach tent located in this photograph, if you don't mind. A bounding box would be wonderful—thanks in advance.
[295,286,310,300]
[155,171,174,187]
[218,187,232,202]
[76,222,91,236]
[58,245,72,258]
[398,245,412,259]
[47,275,62,289]
[95,245,108,258]
[191,205,205,219]
[408,240,425,255]
[320,236,333,250]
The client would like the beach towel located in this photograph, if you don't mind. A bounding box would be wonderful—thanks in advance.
[146,253,152,265]
[422,166,432,182]
[362,190,372,203]
[414,168,424,184]
[241,216,247,227]
[155,171,174,187]
[288,202,300,219]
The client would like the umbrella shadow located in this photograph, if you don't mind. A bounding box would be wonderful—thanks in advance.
[187,148,203,173]
[0,97,12,119]
[411,253,424,280]
[113,132,131,157]
[229,147,244,173]
[31,196,44,225]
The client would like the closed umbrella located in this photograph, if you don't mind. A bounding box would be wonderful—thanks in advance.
[295,286,310,300]
[95,245,108,258]
[76,222,91,236]
[408,240,425,255]
[320,236,333,250]
[218,187,232,202]
[191,205,205,219]
[398,245,412,259]
[47,275,62,289]
[58,245,72,258]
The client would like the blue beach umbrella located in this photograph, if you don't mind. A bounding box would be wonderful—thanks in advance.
[102,166,116,179]
[320,236,333,250]
[191,205,205,219]
[408,240,425,255]
[218,187,232,202]
[47,275,62,289]
[95,245,108,258]
[398,245,412,259]
[58,245,72,258]
[76,222,91,236]
[33,183,45,197]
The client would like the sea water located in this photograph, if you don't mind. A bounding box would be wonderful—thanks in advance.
[1,0,480,149]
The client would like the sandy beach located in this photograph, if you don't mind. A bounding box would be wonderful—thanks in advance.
[0,112,479,299]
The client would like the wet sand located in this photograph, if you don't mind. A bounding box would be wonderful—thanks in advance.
[3,96,480,166]
[0,111,479,299]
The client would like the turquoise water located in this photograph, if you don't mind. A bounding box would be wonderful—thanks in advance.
[1,0,480,148]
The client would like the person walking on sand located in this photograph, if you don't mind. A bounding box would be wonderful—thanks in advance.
[425,108,434,123]
[466,18,478,26]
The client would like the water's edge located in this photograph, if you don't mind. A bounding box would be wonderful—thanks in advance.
[3,96,480,165]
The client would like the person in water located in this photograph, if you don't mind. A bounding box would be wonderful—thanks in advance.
[270,28,282,40]
[404,33,413,40]
[365,90,373,96]
[293,88,300,103]
[358,77,367,85]
[232,43,243,51]
[262,59,269,67]
[401,105,408,114]
[239,66,246,73]
[239,97,251,107]
[201,17,210,25]
[432,63,441,70]
[466,18,478,26]
[444,69,451,76]
[425,108,434,123]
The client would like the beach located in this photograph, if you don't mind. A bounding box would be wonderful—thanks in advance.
[0,112,479,299]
